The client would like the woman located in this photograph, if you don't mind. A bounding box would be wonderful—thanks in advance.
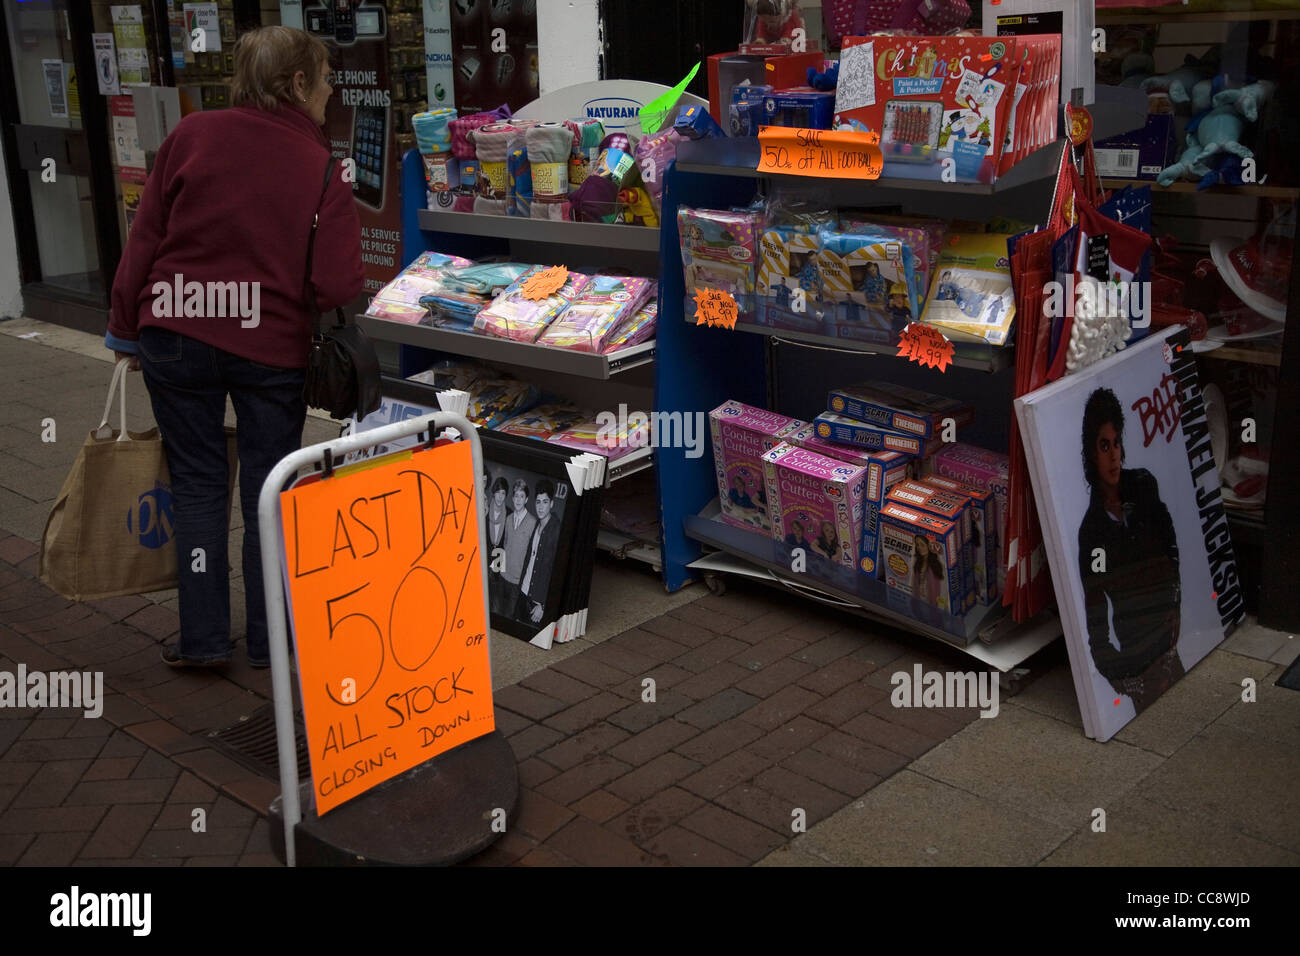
[486,476,509,616]
[812,520,839,562]
[1076,387,1182,711]
[106,27,365,668]
[501,479,537,620]
[912,534,945,609]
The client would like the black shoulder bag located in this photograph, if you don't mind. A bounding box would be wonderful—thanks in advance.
[302,157,381,421]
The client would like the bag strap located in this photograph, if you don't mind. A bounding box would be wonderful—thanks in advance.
[304,156,345,336]
[96,358,131,442]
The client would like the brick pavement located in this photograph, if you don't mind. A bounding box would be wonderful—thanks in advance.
[0,535,281,866]
[468,588,981,867]
[0,520,982,866]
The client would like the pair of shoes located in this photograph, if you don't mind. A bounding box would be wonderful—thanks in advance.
[160,645,231,668]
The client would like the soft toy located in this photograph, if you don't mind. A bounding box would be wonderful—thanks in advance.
[807,62,839,92]
[1157,106,1252,187]
[1190,75,1231,114]
[1118,52,1154,89]
[1141,63,1207,106]
[1214,79,1276,122]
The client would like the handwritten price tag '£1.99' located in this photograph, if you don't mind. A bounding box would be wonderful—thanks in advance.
[897,323,956,373]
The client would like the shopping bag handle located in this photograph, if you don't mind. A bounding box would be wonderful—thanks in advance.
[95,358,131,442]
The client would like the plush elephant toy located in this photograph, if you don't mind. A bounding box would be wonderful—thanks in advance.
[1157,106,1253,186]
[1141,64,1207,105]
[1214,80,1276,122]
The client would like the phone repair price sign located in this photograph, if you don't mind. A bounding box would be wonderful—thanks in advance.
[280,440,493,814]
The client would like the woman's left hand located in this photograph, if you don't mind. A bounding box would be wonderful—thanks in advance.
[113,350,141,371]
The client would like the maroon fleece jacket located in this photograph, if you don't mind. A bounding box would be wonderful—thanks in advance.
[108,103,364,368]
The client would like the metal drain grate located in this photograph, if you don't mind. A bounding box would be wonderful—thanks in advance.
[206,703,311,781]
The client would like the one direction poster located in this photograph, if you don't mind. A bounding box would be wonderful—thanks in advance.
[1015,327,1245,740]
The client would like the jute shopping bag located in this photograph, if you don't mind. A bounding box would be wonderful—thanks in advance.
[39,359,238,601]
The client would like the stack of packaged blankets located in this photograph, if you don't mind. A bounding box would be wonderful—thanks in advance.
[365,254,658,354]
[709,386,1010,620]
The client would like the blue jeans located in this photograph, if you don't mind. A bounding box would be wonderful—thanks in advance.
[138,327,306,664]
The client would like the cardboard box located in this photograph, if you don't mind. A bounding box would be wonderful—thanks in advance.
[1093,113,1174,181]
[708,50,825,127]
[880,501,965,615]
[710,401,805,532]
[887,479,976,611]
[926,442,1009,593]
[762,442,867,570]
[827,383,975,439]
[917,474,998,605]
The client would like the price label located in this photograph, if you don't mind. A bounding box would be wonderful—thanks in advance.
[896,323,955,373]
[520,265,569,300]
[757,127,883,181]
[693,287,739,330]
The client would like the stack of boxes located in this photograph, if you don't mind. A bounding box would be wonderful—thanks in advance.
[709,389,1010,620]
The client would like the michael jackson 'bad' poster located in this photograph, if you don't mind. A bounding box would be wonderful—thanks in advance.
[1015,327,1244,741]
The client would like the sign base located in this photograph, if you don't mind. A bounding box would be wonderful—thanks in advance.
[269,730,518,866]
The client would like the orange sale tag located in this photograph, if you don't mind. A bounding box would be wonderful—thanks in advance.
[897,324,955,373]
[279,440,494,815]
[757,127,883,181]
[693,287,739,329]
[520,265,569,300]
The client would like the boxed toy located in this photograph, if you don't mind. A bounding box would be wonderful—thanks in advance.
[758,226,821,300]
[762,442,867,570]
[919,232,1017,345]
[786,423,914,577]
[679,207,761,299]
[763,87,837,130]
[836,34,1059,184]
[827,383,975,440]
[815,229,918,327]
[710,400,805,531]
[879,501,965,614]
[1093,113,1174,181]
[813,412,943,457]
[729,83,773,137]
[926,442,1009,592]
[918,473,998,605]
[887,479,976,611]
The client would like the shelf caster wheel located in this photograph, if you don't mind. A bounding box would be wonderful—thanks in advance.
[704,572,726,596]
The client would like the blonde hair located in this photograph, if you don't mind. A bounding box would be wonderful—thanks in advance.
[231,26,330,111]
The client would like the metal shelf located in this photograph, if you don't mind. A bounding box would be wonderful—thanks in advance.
[683,296,1014,373]
[359,314,656,379]
[1103,178,1300,201]
[684,500,1006,650]
[596,528,663,570]
[676,137,1068,195]
[417,208,661,253]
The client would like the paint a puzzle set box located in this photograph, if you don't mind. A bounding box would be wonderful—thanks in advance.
[835,34,1061,184]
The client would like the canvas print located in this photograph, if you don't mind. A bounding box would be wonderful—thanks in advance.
[1015,327,1245,740]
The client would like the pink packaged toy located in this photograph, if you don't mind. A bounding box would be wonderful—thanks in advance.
[762,442,867,570]
[601,300,657,353]
[536,275,653,352]
[926,442,1009,592]
[475,267,591,342]
[710,400,805,531]
[678,207,761,300]
[365,251,474,323]
[879,501,965,614]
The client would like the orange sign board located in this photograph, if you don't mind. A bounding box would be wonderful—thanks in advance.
[280,440,493,814]
[693,287,739,329]
[757,127,882,180]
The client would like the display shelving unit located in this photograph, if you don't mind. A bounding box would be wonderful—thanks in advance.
[654,135,1092,671]
[359,147,665,565]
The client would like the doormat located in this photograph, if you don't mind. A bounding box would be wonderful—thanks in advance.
[205,703,311,780]
[1276,654,1300,692]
